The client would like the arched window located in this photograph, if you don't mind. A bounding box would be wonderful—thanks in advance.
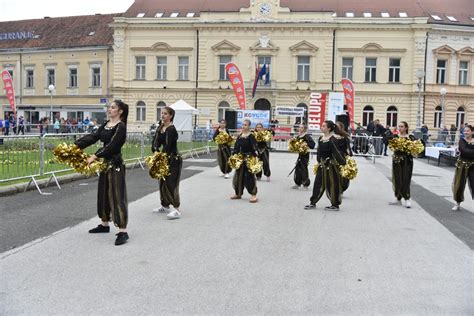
[456,106,465,128]
[218,101,230,121]
[434,105,442,128]
[136,101,146,122]
[362,105,374,126]
[386,106,398,127]
[156,101,166,121]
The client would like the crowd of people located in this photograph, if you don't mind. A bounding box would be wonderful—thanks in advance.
[68,103,473,246]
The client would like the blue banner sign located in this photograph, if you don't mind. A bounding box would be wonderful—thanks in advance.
[237,110,270,129]
[0,32,35,41]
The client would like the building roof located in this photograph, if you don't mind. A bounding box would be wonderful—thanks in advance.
[0,13,119,51]
[123,0,474,26]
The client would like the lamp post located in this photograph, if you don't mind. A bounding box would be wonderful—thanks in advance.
[415,69,424,130]
[48,84,55,124]
[440,87,447,130]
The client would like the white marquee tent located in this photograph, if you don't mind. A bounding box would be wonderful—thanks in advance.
[169,99,199,141]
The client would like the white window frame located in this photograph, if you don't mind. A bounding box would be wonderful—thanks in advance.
[456,107,465,127]
[434,106,442,128]
[342,57,353,80]
[136,101,146,122]
[90,65,101,87]
[156,56,167,80]
[135,56,146,80]
[218,101,230,121]
[25,68,34,88]
[436,59,447,84]
[257,56,272,85]
[459,61,469,85]
[386,106,398,127]
[297,56,310,82]
[388,58,401,83]
[46,67,55,86]
[362,106,374,126]
[69,67,78,88]
[178,56,189,80]
[219,55,231,81]
[365,58,377,82]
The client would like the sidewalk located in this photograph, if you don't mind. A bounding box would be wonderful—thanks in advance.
[1,153,473,314]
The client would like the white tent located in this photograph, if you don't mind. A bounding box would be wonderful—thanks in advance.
[169,99,199,141]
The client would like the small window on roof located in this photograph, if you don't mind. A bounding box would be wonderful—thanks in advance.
[136,13,145,18]
[446,16,458,22]
[431,15,442,20]
[170,12,179,17]
[345,12,354,17]
[399,12,408,18]
[155,12,164,17]
[332,12,337,17]
[88,31,95,36]
[186,12,195,17]
[363,12,372,18]
[470,17,474,21]
[381,12,390,18]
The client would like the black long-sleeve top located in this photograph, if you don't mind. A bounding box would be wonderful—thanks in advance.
[213,128,230,141]
[335,136,353,157]
[74,121,126,160]
[297,134,316,150]
[233,133,257,156]
[458,138,474,161]
[316,135,346,165]
[152,124,179,155]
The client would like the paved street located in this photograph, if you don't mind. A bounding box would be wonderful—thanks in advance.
[1,153,473,314]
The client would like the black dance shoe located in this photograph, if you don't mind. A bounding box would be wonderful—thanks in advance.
[324,205,339,211]
[88,224,110,233]
[304,204,316,210]
[115,232,129,246]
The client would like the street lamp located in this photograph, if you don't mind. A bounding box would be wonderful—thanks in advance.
[440,87,447,130]
[415,69,425,131]
[48,84,55,124]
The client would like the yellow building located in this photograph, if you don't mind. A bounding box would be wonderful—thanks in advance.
[0,14,116,125]
[111,0,473,131]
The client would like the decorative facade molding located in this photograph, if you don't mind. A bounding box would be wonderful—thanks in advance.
[289,40,319,56]
[211,40,241,55]
[131,42,193,52]
[432,44,456,56]
[338,43,407,53]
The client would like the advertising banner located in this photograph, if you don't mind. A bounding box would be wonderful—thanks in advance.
[275,106,305,117]
[308,92,327,130]
[225,63,246,110]
[237,110,270,129]
[341,79,355,130]
[327,92,345,122]
[1,70,16,116]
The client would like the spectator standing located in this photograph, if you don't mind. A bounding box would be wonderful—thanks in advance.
[4,116,10,135]
[54,119,60,133]
[449,124,457,144]
[17,116,25,135]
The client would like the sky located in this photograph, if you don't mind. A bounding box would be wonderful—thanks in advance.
[0,0,134,21]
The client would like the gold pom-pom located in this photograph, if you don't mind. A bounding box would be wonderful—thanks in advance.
[228,153,244,170]
[408,139,424,156]
[245,155,263,174]
[339,156,358,180]
[145,152,170,180]
[312,163,320,175]
[53,143,106,176]
[389,137,424,156]
[254,130,273,142]
[215,132,235,146]
[288,138,309,154]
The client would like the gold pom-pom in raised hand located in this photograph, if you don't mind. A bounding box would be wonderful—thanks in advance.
[254,130,273,142]
[145,152,170,180]
[288,138,309,154]
[388,137,424,156]
[215,132,235,146]
[228,153,244,170]
[408,139,424,156]
[339,156,358,180]
[53,143,106,176]
[245,155,263,174]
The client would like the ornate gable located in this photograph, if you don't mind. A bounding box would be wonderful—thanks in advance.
[433,45,456,56]
[211,40,241,55]
[289,40,319,56]
[457,46,474,56]
[249,33,279,55]
[338,42,406,53]
[131,42,193,52]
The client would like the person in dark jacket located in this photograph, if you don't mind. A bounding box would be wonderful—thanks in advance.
[451,125,474,211]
